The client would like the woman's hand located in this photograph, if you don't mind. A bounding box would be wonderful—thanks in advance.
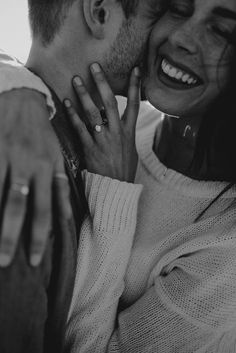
[64,63,141,183]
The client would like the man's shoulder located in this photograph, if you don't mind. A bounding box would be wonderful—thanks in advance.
[0,49,56,119]
[0,49,23,68]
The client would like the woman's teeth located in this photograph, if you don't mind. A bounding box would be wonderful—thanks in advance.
[161,58,198,85]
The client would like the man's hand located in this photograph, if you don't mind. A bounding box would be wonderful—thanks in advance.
[0,88,72,267]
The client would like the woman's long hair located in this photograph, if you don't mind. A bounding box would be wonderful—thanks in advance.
[192,47,236,182]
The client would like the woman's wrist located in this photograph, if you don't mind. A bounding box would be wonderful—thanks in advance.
[82,169,143,234]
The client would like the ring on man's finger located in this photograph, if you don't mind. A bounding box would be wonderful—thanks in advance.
[10,181,30,196]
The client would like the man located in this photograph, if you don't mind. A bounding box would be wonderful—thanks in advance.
[0,0,164,352]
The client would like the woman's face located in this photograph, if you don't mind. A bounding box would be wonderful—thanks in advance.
[143,0,236,119]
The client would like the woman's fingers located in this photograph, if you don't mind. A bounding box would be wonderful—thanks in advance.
[123,67,141,131]
[72,77,104,129]
[90,63,120,131]
[64,99,94,148]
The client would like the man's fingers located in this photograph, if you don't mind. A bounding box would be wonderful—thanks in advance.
[54,155,73,221]
[123,67,141,131]
[0,177,29,267]
[0,160,8,206]
[53,172,73,222]
[30,166,52,267]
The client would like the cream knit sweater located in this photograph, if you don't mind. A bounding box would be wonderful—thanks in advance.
[65,102,236,353]
[1,53,236,353]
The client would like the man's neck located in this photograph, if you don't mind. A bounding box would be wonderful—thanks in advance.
[26,44,103,113]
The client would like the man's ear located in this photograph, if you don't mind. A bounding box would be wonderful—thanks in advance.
[82,0,111,39]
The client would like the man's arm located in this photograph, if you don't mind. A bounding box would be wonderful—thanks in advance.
[0,50,71,267]
[0,49,56,119]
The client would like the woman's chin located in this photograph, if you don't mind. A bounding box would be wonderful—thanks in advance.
[145,92,181,117]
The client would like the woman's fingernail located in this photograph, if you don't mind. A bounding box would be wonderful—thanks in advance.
[91,63,101,73]
[134,67,141,77]
[64,99,71,108]
[0,253,11,267]
[74,76,83,86]
[30,254,41,267]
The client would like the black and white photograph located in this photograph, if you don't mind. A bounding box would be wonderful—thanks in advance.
[0,0,236,352]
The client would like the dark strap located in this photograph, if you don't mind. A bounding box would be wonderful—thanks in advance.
[47,86,88,239]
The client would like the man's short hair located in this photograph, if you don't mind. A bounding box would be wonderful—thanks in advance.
[28,0,139,45]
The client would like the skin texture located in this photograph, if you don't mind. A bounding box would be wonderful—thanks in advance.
[144,0,236,118]
[103,0,165,94]
[65,0,236,183]
[65,65,141,183]
[0,0,164,266]
[142,0,236,177]
[0,89,72,267]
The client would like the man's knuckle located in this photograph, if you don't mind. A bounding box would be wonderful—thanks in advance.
[9,192,25,209]
[34,204,51,224]
[31,238,44,253]
[1,236,15,253]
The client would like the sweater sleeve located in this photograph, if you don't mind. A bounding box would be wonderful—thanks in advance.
[65,171,143,352]
[0,49,56,119]
[66,205,236,352]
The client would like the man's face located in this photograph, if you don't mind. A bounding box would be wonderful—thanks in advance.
[102,0,165,95]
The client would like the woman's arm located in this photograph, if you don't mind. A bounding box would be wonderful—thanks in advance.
[63,68,236,351]
[66,170,143,352]
[65,205,236,352]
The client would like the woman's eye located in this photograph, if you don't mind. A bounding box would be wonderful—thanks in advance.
[168,0,192,17]
[212,25,235,44]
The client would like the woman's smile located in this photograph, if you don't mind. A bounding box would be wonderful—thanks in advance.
[144,0,236,118]
[157,55,203,90]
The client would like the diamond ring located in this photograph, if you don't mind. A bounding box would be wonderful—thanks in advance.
[93,120,108,133]
[93,109,108,133]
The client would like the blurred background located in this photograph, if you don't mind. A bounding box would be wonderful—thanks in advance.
[0,0,31,63]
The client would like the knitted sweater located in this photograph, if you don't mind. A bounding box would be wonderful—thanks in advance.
[65,101,236,353]
[1,52,236,352]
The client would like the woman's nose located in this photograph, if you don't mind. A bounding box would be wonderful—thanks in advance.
[168,22,200,55]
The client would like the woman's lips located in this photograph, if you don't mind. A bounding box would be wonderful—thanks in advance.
[157,56,203,90]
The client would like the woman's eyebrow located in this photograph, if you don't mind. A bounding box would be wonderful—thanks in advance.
[213,7,236,21]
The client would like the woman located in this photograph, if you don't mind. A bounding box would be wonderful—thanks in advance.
[64,0,236,351]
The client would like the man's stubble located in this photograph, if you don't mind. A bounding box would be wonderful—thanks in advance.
[103,18,149,95]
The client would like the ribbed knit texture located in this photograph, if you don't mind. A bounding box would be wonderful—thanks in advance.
[65,101,236,353]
